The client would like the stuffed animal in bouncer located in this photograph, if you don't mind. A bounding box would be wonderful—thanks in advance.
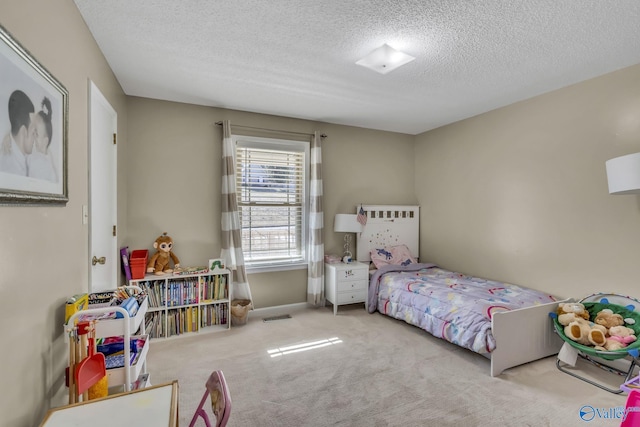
[593,308,625,330]
[599,325,637,351]
[147,232,180,275]
[559,315,608,348]
[556,302,590,325]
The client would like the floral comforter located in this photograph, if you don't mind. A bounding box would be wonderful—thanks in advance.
[368,263,557,354]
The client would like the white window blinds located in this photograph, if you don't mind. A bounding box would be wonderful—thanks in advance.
[235,140,307,267]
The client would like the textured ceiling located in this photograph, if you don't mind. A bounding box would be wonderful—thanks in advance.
[73,1,640,135]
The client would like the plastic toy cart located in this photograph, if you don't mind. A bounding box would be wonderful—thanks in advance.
[65,286,149,395]
[551,293,640,394]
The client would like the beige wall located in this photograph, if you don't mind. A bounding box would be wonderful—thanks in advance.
[415,63,640,299]
[0,1,128,425]
[126,97,416,308]
[4,1,640,426]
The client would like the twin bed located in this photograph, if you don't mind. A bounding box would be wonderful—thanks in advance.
[356,205,567,377]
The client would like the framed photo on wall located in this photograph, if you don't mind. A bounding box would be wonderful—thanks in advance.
[0,24,68,205]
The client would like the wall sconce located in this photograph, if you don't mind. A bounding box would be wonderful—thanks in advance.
[606,152,640,195]
[334,214,363,263]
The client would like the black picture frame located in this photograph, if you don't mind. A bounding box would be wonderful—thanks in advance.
[0,24,68,205]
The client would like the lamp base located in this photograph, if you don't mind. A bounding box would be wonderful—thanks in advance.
[342,234,353,262]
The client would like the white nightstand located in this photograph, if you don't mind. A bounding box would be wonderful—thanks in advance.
[325,261,369,315]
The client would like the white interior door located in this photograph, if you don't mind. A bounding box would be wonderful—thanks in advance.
[89,81,117,292]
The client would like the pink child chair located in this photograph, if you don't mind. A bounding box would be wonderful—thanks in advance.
[189,370,232,427]
[621,390,640,427]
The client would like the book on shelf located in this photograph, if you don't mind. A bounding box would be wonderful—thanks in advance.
[218,275,227,300]
[192,307,198,331]
[186,307,193,332]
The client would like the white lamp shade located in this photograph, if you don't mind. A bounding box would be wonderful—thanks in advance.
[606,152,640,195]
[334,214,363,233]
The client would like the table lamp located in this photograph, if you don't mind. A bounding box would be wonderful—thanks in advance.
[334,214,363,263]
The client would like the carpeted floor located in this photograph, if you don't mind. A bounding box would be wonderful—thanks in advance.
[146,304,631,426]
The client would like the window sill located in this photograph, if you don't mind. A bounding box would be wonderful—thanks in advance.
[245,262,308,274]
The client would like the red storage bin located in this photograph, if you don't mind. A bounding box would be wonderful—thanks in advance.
[129,249,148,279]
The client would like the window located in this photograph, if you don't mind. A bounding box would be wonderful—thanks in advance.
[234,135,309,271]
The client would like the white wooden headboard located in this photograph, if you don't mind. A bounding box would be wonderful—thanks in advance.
[356,205,420,262]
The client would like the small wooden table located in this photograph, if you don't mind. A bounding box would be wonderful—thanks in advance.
[39,381,178,427]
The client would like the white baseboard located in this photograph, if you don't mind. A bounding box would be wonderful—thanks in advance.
[250,302,308,319]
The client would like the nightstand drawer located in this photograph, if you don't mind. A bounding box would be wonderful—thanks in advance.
[336,280,367,293]
[335,267,368,282]
[336,290,367,304]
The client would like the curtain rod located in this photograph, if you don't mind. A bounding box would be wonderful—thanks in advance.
[215,121,327,138]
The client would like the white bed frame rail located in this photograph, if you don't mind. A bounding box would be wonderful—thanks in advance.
[490,298,568,377]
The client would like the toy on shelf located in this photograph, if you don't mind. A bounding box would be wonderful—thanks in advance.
[173,265,209,276]
[147,232,180,275]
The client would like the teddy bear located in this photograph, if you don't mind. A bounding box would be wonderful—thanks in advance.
[556,302,590,325]
[147,232,180,275]
[555,303,591,329]
[564,317,608,347]
[594,308,625,330]
[600,325,637,351]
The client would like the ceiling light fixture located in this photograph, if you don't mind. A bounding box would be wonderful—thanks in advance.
[356,43,415,75]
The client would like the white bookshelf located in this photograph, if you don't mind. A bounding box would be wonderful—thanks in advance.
[129,269,231,340]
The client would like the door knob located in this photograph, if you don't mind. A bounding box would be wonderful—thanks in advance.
[92,256,106,266]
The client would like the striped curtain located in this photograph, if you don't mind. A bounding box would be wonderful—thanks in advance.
[307,131,324,306]
[220,120,253,304]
